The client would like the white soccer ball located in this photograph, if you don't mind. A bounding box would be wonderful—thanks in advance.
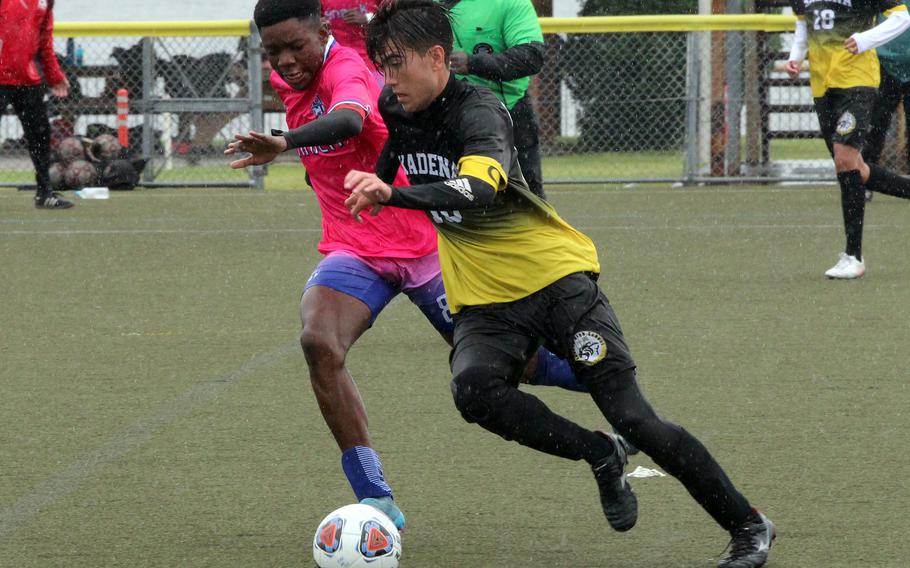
[313,503,401,568]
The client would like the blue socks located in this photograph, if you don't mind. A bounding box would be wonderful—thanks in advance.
[341,446,393,501]
[530,347,589,392]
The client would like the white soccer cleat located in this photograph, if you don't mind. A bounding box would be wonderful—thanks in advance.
[824,253,865,279]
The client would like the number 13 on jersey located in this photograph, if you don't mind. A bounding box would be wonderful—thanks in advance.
[430,210,463,224]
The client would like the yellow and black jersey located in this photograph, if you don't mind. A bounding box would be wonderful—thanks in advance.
[378,77,599,313]
[791,0,907,96]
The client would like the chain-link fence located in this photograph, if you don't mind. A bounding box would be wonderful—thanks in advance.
[534,28,691,183]
[0,20,263,189]
[532,14,908,184]
[4,15,907,188]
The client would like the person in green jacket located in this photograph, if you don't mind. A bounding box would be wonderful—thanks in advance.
[864,0,910,178]
[442,0,547,197]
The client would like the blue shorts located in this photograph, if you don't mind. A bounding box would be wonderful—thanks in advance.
[305,252,454,335]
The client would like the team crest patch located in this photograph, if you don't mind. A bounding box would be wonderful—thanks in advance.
[311,96,326,118]
[836,111,857,136]
[573,331,608,366]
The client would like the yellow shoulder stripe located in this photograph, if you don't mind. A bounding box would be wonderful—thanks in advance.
[885,5,908,16]
[458,155,508,191]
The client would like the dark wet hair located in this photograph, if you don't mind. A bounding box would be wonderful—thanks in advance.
[365,0,453,66]
[253,0,321,30]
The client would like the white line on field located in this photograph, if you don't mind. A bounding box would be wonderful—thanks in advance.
[586,222,907,231]
[1,222,907,236]
[0,184,844,201]
[0,341,299,543]
[0,228,322,235]
[0,191,277,200]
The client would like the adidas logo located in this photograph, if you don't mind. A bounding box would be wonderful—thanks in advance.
[444,178,474,201]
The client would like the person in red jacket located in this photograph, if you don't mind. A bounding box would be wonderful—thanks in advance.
[0,0,73,209]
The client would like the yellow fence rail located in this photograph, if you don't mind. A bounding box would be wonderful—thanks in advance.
[54,14,796,38]
[54,20,252,38]
[538,14,796,34]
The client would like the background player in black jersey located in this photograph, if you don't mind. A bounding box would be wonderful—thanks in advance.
[786,0,910,279]
[343,2,775,566]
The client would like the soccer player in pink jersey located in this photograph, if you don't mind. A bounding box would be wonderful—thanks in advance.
[226,0,586,531]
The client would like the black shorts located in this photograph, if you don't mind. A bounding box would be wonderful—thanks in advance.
[450,272,636,388]
[815,87,877,153]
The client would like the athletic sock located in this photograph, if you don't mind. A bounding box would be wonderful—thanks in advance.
[837,170,865,260]
[746,508,764,525]
[341,446,393,501]
[866,163,910,199]
[530,348,589,392]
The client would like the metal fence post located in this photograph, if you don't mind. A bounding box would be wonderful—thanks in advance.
[247,21,265,190]
[724,35,743,176]
[724,0,743,177]
[141,36,156,183]
[684,32,700,185]
[696,30,713,180]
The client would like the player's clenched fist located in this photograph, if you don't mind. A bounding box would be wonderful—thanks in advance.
[344,170,390,221]
[784,60,801,80]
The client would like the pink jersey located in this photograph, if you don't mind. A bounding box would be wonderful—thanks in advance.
[322,0,379,72]
[271,39,437,259]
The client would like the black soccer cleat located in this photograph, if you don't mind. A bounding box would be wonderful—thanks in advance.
[717,510,776,568]
[35,192,74,209]
[591,430,638,532]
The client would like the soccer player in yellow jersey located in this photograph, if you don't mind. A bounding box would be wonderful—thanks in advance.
[344,2,775,566]
[787,0,910,278]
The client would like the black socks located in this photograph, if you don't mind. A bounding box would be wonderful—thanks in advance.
[837,170,865,260]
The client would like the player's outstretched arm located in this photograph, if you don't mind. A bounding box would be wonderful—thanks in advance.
[383,174,497,209]
[846,4,910,54]
[343,163,500,221]
[225,109,364,169]
[281,108,364,149]
[224,130,287,169]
